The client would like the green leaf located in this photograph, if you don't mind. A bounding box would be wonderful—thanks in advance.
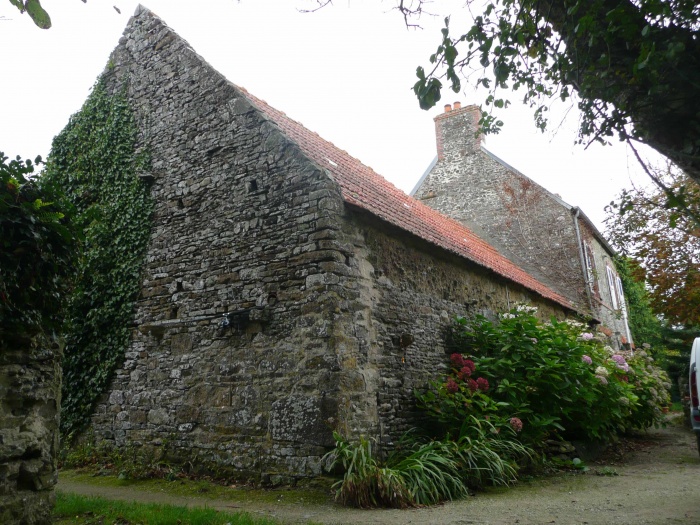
[444,44,458,65]
[25,0,51,29]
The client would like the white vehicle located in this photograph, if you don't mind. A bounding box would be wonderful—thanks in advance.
[688,337,700,454]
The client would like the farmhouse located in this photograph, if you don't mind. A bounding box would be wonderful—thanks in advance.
[72,6,624,481]
[412,104,632,347]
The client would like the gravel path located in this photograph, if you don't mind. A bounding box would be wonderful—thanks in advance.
[57,420,700,524]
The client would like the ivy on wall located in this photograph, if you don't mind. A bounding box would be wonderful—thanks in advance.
[43,79,153,438]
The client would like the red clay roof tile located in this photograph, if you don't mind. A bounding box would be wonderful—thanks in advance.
[239,87,574,311]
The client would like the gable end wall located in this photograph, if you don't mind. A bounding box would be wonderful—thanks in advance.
[88,9,365,481]
[416,110,588,311]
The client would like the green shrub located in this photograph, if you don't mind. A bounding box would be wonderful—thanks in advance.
[0,152,77,344]
[428,305,670,446]
[325,306,671,508]
[626,348,672,429]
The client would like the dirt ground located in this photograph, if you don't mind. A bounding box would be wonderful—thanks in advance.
[57,419,700,525]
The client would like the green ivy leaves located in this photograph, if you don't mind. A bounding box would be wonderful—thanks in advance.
[43,79,153,439]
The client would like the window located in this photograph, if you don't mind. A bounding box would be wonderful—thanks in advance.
[616,275,627,312]
[583,242,599,296]
[606,265,619,310]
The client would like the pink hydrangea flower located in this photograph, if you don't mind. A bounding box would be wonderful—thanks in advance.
[450,353,465,368]
[463,359,476,373]
[611,354,630,372]
[596,375,608,385]
[582,355,592,365]
[509,417,523,433]
[476,377,490,392]
[581,332,594,341]
[446,378,459,394]
[459,366,472,379]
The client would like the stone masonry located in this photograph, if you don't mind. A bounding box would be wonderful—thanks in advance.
[82,6,577,482]
[0,337,61,525]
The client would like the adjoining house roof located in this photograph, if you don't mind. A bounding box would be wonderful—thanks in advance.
[238,88,575,311]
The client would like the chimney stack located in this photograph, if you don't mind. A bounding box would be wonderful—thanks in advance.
[434,102,482,161]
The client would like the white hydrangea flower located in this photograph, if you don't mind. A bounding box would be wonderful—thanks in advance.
[515,304,538,314]
[595,366,609,377]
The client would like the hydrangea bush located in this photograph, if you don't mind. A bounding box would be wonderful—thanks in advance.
[418,305,671,447]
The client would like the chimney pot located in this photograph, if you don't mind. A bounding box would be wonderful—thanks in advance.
[453,101,461,109]
[444,104,452,113]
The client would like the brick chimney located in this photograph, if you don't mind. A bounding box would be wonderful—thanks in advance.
[434,102,481,161]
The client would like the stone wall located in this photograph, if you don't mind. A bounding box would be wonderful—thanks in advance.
[342,210,565,446]
[0,337,60,525]
[86,7,575,482]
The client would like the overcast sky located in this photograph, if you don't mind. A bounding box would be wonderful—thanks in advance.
[0,0,655,230]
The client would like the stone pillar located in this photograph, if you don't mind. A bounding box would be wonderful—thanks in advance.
[0,336,61,525]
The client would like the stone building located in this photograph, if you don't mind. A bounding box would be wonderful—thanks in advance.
[412,103,632,347]
[79,6,599,482]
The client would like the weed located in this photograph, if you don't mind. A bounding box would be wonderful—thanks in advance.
[60,433,178,481]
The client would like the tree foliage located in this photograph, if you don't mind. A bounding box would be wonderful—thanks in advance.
[7,0,51,28]
[613,256,663,347]
[605,170,700,327]
[0,153,77,345]
[408,0,700,186]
